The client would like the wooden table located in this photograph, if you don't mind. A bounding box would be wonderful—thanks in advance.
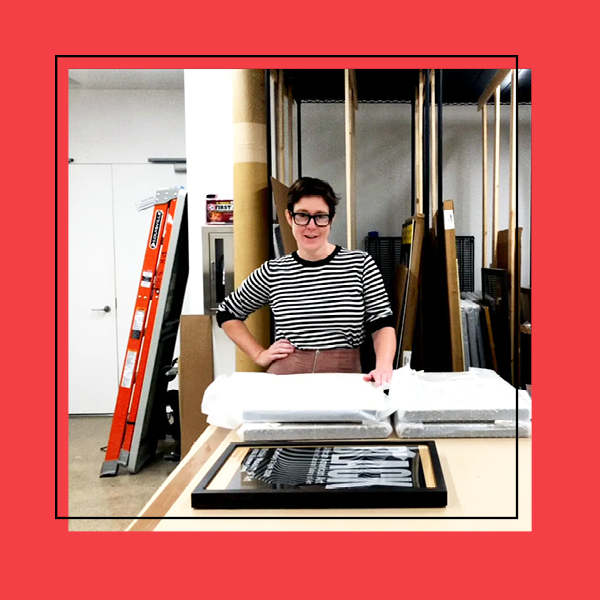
[127,426,531,532]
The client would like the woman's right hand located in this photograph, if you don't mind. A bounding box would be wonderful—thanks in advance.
[254,340,295,367]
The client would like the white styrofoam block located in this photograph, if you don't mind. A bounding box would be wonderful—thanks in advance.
[394,416,531,438]
[237,419,393,442]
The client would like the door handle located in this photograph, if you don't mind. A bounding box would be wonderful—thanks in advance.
[91,306,111,313]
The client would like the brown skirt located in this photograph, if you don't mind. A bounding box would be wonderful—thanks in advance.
[266,348,361,375]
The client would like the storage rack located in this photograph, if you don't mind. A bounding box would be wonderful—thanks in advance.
[266,68,527,381]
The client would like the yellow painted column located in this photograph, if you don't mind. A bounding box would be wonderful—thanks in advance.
[233,69,271,372]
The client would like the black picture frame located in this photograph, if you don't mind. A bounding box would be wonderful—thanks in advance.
[191,440,447,510]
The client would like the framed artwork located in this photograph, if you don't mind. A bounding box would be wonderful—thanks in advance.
[191,441,447,509]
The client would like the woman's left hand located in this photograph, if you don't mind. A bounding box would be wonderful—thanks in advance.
[363,368,393,388]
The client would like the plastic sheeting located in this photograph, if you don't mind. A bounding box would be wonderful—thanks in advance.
[461,299,488,368]
[201,372,398,429]
[390,366,531,422]
[390,367,532,438]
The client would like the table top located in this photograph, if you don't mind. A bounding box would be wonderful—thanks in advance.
[127,426,531,532]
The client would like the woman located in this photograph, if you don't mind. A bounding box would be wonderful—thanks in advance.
[216,177,396,387]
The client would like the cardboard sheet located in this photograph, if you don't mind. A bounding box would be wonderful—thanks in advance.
[179,315,214,457]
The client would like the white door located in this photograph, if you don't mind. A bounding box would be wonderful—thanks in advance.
[111,164,187,376]
[68,164,119,414]
[69,163,187,414]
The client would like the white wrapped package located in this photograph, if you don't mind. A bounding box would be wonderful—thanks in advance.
[389,366,531,422]
[201,372,398,429]
[237,418,393,442]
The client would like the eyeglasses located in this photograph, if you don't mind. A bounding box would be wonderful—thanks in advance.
[290,211,331,227]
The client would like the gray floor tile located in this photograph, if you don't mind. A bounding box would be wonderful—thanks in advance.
[68,416,178,531]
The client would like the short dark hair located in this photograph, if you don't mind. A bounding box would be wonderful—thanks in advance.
[287,177,340,219]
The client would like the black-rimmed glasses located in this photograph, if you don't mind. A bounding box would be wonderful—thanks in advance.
[290,211,331,227]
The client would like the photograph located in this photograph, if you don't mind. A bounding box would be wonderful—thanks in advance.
[63,60,532,533]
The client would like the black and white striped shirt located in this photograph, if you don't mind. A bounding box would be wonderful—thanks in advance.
[217,246,394,350]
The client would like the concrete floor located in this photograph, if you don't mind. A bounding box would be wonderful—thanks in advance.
[68,416,179,531]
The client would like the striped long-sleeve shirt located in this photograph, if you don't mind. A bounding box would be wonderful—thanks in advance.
[216,246,394,350]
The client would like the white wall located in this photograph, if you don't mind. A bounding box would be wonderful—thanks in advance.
[444,104,531,290]
[183,70,236,377]
[300,102,414,246]
[300,102,532,290]
[69,87,188,392]
[69,89,186,163]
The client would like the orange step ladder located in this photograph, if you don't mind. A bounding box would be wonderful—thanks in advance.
[100,189,181,477]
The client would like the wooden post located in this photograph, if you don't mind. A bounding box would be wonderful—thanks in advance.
[508,69,518,385]
[287,83,294,185]
[270,71,278,178]
[277,69,285,183]
[492,87,500,266]
[430,69,437,218]
[475,69,514,268]
[443,200,466,371]
[477,69,512,111]
[345,68,357,249]
[482,103,489,269]
[232,69,271,372]
[414,87,419,214]
[417,70,424,214]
